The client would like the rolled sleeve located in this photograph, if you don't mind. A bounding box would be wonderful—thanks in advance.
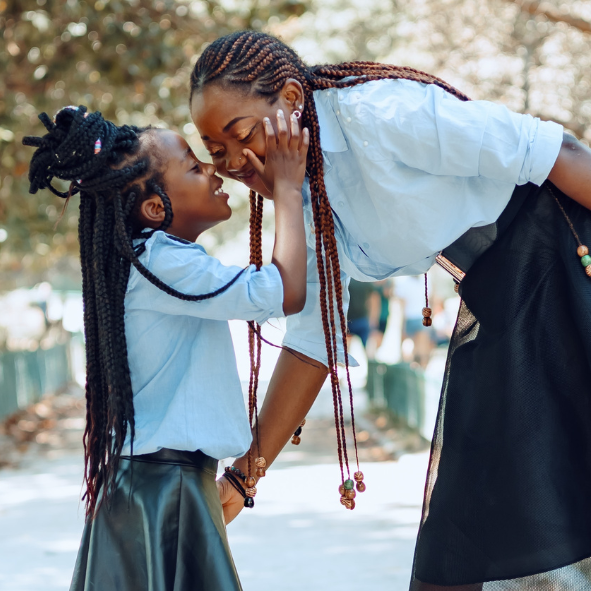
[520,119,563,186]
[127,232,284,324]
[347,79,563,186]
[282,244,358,368]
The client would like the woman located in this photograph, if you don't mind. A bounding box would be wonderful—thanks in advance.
[189,31,591,590]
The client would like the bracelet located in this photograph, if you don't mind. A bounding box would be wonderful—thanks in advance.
[225,465,248,482]
[223,470,256,509]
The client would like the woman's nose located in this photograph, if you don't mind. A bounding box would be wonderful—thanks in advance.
[226,150,245,173]
[204,162,216,176]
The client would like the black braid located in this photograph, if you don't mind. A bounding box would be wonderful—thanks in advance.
[23,107,246,516]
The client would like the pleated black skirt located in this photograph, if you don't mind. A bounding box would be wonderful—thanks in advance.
[70,449,243,591]
[411,182,591,589]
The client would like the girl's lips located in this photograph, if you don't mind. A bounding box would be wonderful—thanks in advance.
[236,170,257,187]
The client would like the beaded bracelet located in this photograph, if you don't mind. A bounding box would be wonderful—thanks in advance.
[225,465,247,481]
[223,468,257,508]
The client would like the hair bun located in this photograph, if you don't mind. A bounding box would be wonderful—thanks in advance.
[23,106,125,198]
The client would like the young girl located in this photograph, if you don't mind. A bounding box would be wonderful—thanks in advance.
[23,104,309,590]
[189,31,591,590]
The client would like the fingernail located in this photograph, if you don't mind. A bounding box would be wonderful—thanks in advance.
[277,109,284,117]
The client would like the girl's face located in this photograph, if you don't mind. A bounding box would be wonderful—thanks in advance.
[190,81,304,199]
[140,130,231,242]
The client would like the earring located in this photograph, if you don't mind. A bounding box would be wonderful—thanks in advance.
[293,110,302,120]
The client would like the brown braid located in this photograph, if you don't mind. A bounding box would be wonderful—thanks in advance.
[191,31,471,492]
[247,189,264,478]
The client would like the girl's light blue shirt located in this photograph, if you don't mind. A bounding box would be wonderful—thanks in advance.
[283,78,564,366]
[122,231,284,459]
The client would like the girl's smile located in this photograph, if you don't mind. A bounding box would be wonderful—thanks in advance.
[140,129,232,241]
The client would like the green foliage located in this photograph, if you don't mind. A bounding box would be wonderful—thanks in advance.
[0,0,307,285]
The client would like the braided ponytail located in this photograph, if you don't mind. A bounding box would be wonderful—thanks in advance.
[23,107,245,515]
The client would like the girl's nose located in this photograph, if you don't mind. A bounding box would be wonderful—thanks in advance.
[203,162,216,176]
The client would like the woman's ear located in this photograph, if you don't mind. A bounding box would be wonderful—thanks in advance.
[138,194,166,227]
[282,78,305,113]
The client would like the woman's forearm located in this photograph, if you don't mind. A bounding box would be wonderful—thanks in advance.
[233,348,327,476]
[548,133,591,211]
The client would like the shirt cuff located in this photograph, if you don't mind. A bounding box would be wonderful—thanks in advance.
[282,333,360,368]
[248,263,285,324]
[522,119,563,186]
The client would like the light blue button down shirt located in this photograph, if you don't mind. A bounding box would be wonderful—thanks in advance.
[122,231,284,459]
[282,78,563,366]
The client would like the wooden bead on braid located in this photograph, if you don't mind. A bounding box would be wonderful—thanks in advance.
[291,418,306,445]
[422,274,432,327]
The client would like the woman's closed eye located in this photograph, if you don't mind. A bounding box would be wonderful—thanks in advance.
[237,125,257,143]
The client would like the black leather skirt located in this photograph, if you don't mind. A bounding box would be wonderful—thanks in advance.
[70,449,242,591]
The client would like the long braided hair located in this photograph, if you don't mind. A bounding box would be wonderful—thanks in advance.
[23,106,246,516]
[190,31,470,493]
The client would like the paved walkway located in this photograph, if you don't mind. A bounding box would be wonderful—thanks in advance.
[0,447,429,591]
[0,387,431,591]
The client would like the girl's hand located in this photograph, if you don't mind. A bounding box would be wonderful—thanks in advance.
[243,109,309,198]
[216,476,245,525]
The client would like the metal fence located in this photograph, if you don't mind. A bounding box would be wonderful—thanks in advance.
[366,360,426,433]
[0,342,72,421]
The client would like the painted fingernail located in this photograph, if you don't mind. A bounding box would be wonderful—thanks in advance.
[277,109,284,117]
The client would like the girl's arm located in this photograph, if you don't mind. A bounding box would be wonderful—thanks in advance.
[250,111,309,315]
[548,133,591,211]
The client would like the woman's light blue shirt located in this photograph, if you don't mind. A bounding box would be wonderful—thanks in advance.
[122,231,284,459]
[282,78,563,366]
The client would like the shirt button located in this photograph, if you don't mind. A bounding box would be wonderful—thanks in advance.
[363,242,370,249]
[338,201,345,207]
[363,141,369,147]
[346,117,352,123]
[336,110,340,115]
[309,222,315,234]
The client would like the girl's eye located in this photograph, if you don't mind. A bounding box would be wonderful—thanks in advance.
[208,149,223,157]
[191,163,201,173]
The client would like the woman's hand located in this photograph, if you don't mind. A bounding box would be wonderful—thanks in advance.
[216,476,245,525]
[243,109,309,198]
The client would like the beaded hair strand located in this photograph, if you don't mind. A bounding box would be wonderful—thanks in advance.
[23,107,246,516]
[190,31,471,506]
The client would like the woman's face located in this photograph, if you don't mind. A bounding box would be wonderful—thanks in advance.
[190,81,304,199]
[140,129,232,241]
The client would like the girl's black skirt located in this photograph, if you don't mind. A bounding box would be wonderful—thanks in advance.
[411,182,591,590]
[70,449,242,591]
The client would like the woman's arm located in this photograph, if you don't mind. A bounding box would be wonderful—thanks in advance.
[548,133,591,211]
[220,349,327,524]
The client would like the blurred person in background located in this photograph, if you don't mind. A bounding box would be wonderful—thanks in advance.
[23,105,308,591]
[394,275,434,368]
[346,278,377,350]
[190,31,591,591]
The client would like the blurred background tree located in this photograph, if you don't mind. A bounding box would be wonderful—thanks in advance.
[0,0,308,287]
[1,0,590,288]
